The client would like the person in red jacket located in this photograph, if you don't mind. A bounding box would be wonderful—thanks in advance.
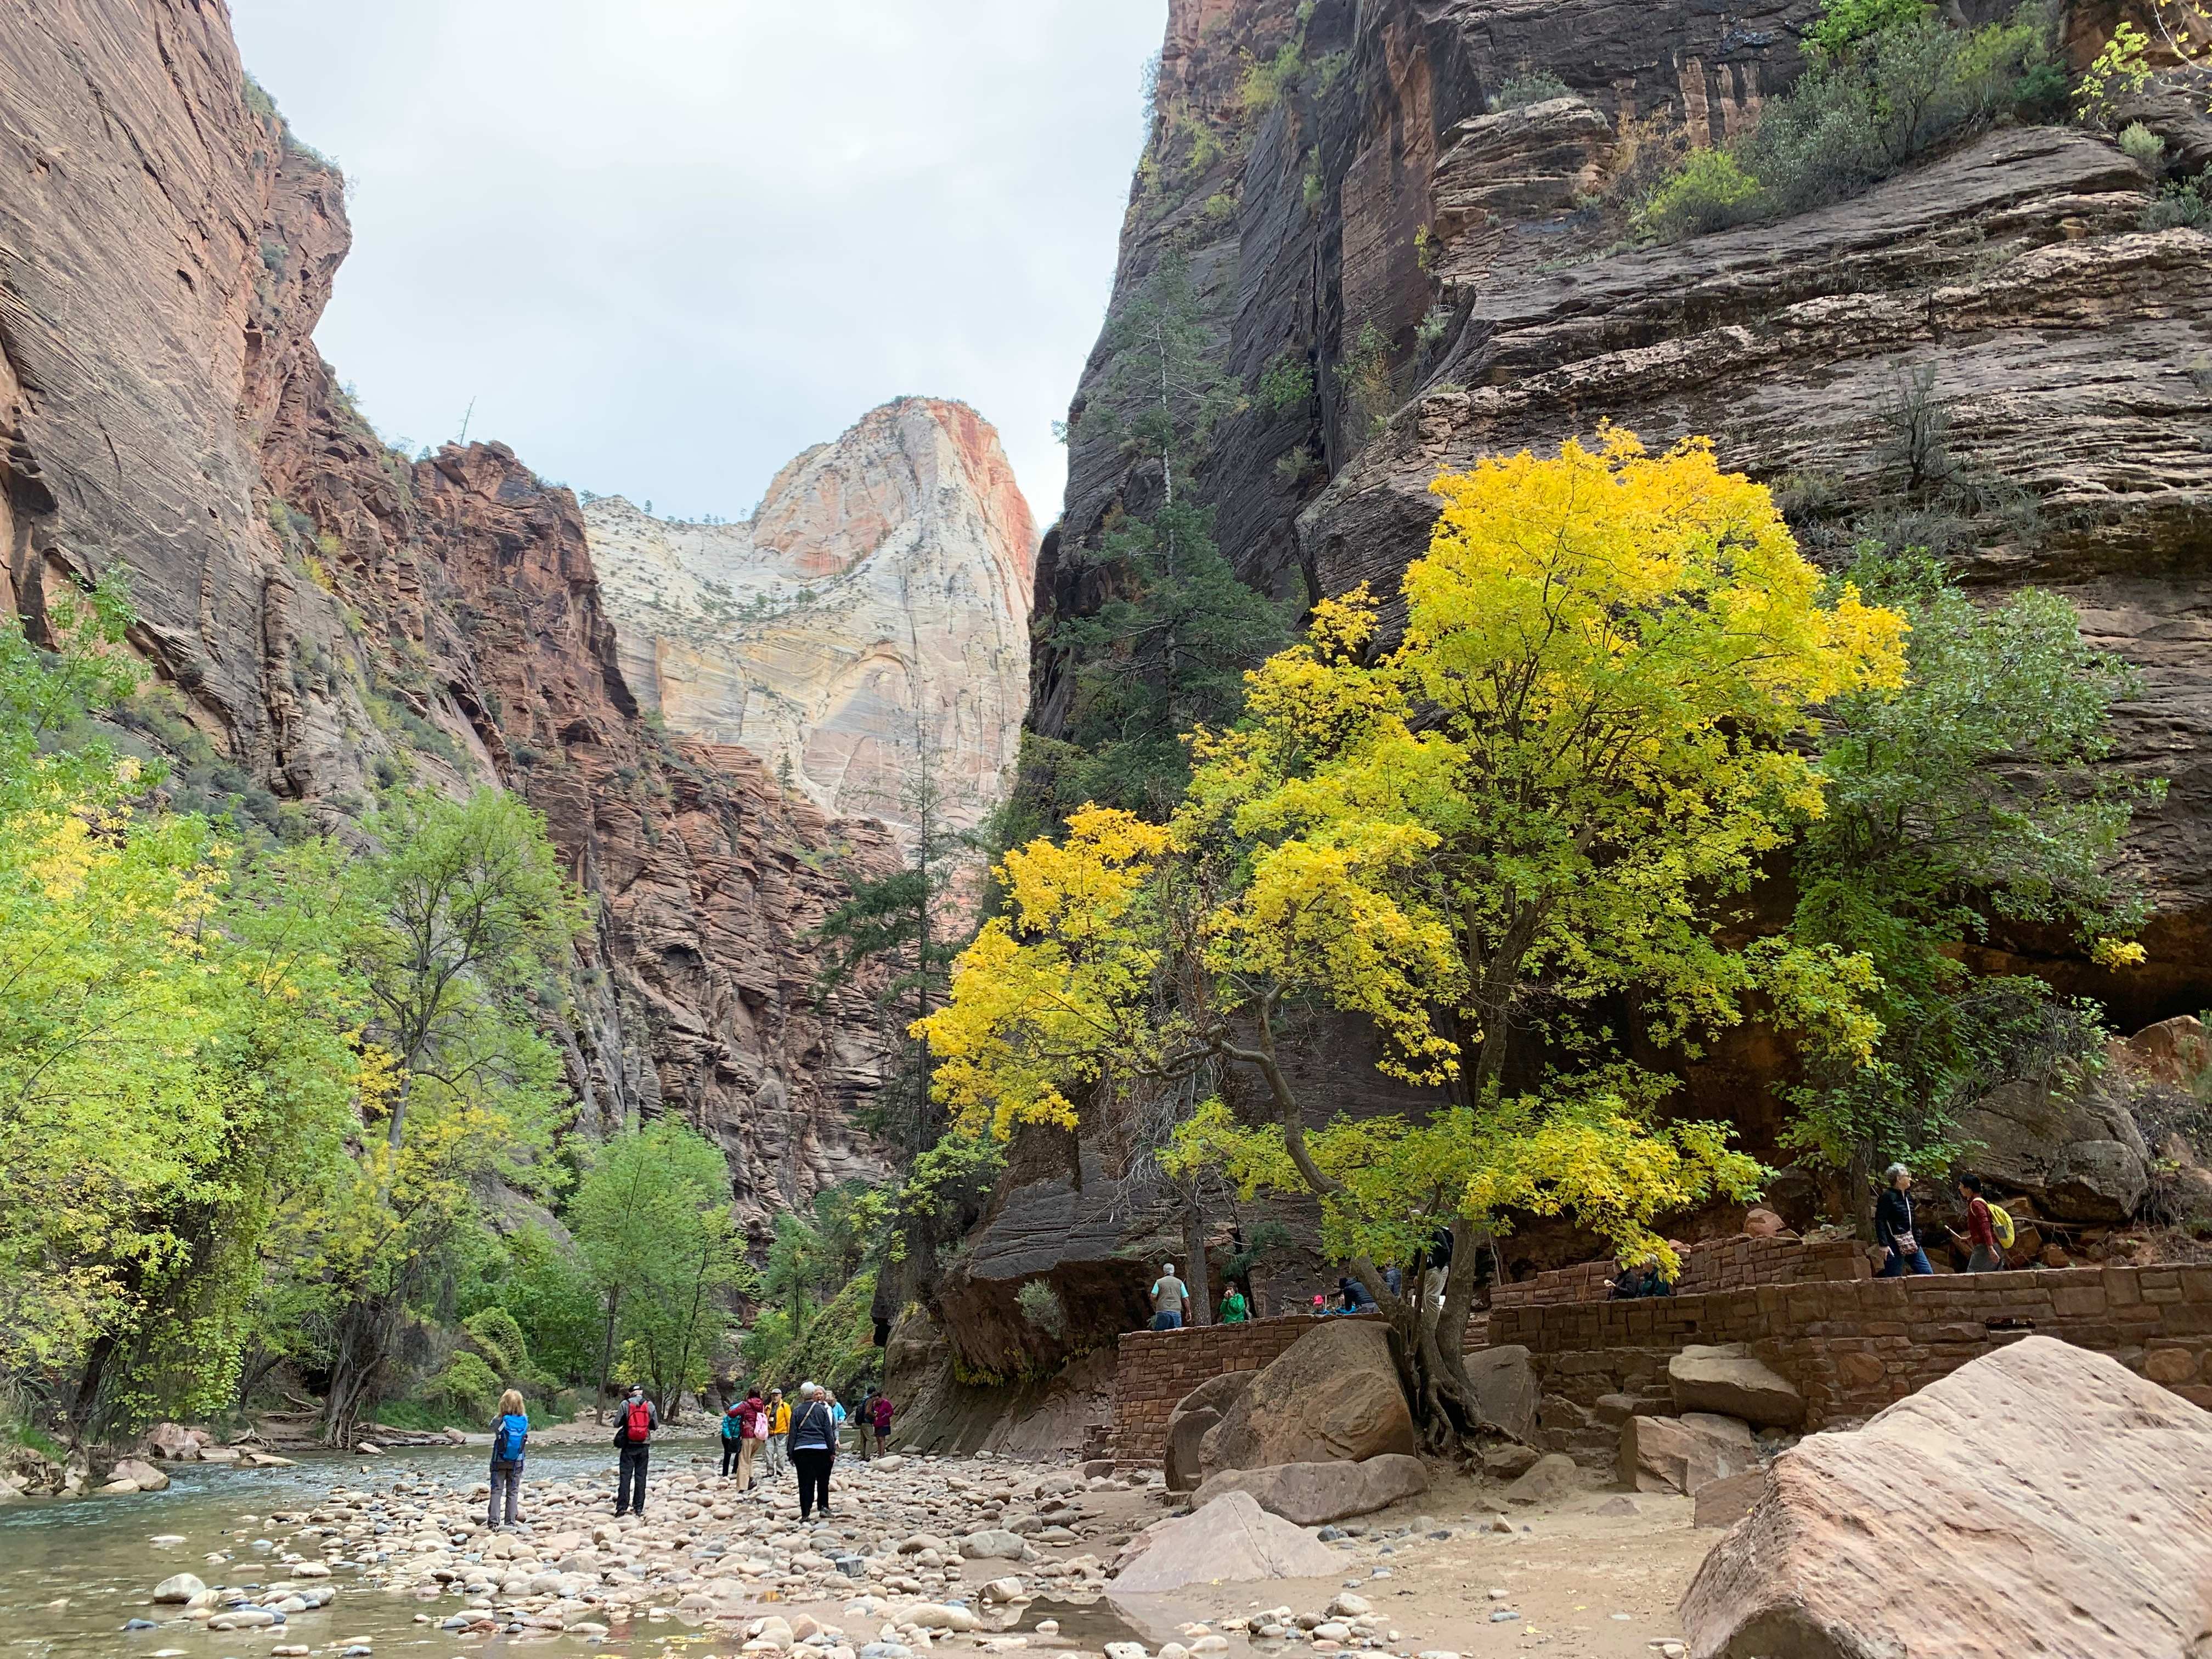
[870,1390,893,1458]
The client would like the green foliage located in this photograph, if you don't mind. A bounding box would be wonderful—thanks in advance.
[2143,167,2212,229]
[2118,121,2166,165]
[426,1349,500,1421]
[461,1307,529,1380]
[494,1224,601,1385]
[572,1120,751,1416]
[2076,21,2153,124]
[1633,148,1763,239]
[0,586,365,1431]
[1334,322,1398,445]
[1638,3,2063,239]
[1487,70,1571,112]
[1015,1278,1068,1338]
[1785,546,2158,1173]
[746,1268,879,1397]
[1807,0,1929,59]
[1237,35,1306,116]
[1045,255,1292,818]
[1257,352,1315,414]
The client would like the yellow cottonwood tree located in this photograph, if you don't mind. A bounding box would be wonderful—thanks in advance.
[921,431,1907,1446]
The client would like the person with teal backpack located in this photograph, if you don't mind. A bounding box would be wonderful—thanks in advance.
[488,1389,529,1529]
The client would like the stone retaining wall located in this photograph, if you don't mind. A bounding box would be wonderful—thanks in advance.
[1104,1265,2212,1465]
[1490,1233,1870,1308]
[1106,1314,1381,1461]
[1498,1263,2212,1441]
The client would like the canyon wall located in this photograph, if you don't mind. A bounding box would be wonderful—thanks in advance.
[0,0,899,1233]
[583,398,1037,836]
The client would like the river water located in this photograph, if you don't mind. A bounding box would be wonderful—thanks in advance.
[0,1436,718,1659]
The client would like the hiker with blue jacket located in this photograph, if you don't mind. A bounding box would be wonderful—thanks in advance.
[488,1389,529,1529]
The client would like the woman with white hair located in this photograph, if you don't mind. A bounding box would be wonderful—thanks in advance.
[1875,1164,1933,1277]
[788,1380,839,1521]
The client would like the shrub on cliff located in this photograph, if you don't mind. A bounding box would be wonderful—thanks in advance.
[1634,1,2065,240]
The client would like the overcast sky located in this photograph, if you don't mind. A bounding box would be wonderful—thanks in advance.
[227,1,1166,529]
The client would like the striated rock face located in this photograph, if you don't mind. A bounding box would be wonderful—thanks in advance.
[583,400,1036,834]
[0,0,896,1232]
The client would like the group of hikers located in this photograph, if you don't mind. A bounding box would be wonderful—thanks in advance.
[478,1378,894,1531]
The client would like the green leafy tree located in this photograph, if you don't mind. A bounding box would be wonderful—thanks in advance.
[1786,546,2158,1197]
[305,790,578,1443]
[571,1120,751,1420]
[0,585,360,1435]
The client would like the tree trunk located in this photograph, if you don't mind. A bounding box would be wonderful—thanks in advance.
[1351,1219,1519,1456]
[595,1285,622,1425]
[320,1299,390,1447]
[1181,1199,1212,1327]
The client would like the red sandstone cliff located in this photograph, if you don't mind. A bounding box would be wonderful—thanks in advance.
[0,0,899,1231]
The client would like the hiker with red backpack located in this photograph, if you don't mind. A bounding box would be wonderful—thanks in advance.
[613,1383,658,1516]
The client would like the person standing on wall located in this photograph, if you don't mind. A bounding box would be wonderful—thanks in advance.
[765,1386,791,1480]
[488,1389,528,1530]
[1876,1164,1934,1277]
[612,1382,657,1516]
[788,1381,838,1522]
[1149,1262,1189,1330]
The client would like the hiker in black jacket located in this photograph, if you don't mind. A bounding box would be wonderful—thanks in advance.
[1876,1164,1933,1277]
[612,1383,658,1516]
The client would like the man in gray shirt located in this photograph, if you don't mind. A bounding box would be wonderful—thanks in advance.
[1150,1263,1189,1330]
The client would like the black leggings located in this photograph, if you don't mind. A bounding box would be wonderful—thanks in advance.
[792,1447,833,1517]
[720,1438,742,1476]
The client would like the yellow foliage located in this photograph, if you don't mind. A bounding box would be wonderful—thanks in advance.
[923,430,1906,1264]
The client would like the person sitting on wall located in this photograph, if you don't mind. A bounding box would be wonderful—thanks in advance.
[1337,1274,1378,1312]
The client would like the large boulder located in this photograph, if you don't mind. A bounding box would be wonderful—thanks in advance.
[1192,1453,1427,1525]
[1503,1452,1582,1506]
[1681,1336,2212,1659]
[143,1423,201,1461]
[1953,1069,2151,1221]
[1462,1344,1539,1442]
[1113,1489,1342,1593]
[1200,1321,1413,1477]
[1667,1345,1804,1429]
[108,1457,168,1492]
[1617,1412,1757,1496]
[1164,1370,1256,1492]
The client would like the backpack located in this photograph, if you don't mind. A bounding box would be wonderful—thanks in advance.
[494,1413,527,1463]
[1986,1201,2016,1250]
[721,1407,744,1441]
[624,1399,652,1443]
